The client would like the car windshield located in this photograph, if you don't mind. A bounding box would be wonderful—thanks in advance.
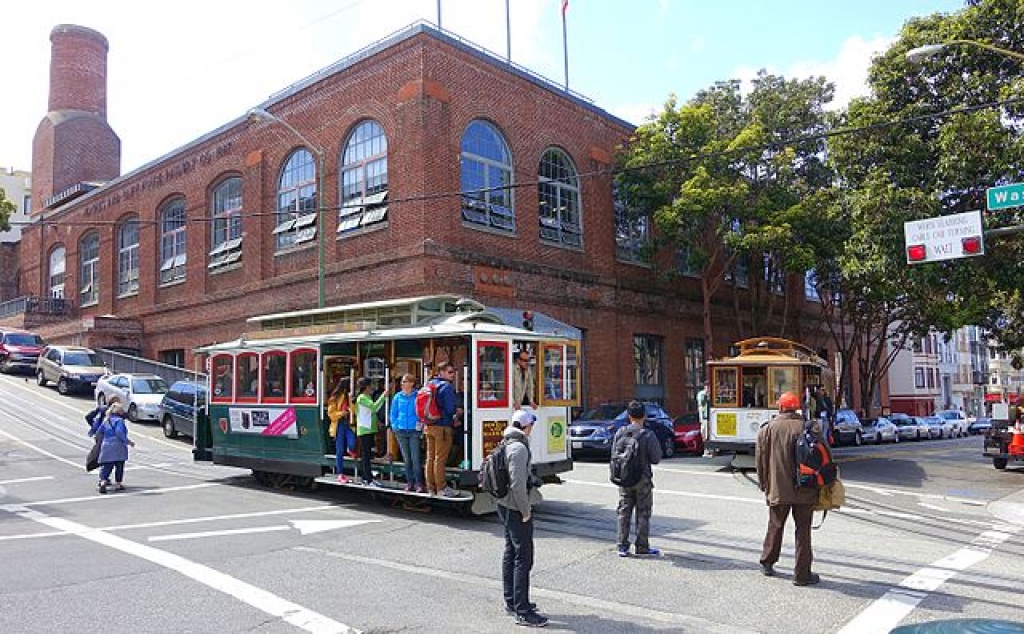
[65,352,103,366]
[131,378,169,394]
[937,412,958,420]
[4,333,44,346]
[578,405,625,421]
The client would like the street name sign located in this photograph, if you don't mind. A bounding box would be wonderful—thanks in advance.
[987,183,1024,211]
[903,210,985,264]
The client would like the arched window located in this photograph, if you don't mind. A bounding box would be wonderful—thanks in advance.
[209,176,243,270]
[48,246,66,298]
[159,198,187,284]
[117,217,140,296]
[338,120,389,233]
[274,149,318,250]
[79,233,100,306]
[538,148,581,247]
[460,120,514,231]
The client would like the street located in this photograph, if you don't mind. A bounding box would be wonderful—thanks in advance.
[1,372,1022,633]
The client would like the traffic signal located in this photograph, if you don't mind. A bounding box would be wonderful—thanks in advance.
[522,310,534,331]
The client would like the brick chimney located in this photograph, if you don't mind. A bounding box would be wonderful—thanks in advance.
[31,24,121,213]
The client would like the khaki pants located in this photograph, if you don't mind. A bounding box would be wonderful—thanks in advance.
[424,425,454,493]
[760,503,814,581]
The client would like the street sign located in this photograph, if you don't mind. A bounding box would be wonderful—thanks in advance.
[903,210,985,264]
[987,183,1024,211]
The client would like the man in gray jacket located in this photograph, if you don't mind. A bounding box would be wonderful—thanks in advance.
[496,409,548,628]
[614,400,663,557]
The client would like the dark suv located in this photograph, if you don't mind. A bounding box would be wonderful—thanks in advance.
[833,409,863,446]
[0,329,46,374]
[569,402,675,459]
[158,380,207,439]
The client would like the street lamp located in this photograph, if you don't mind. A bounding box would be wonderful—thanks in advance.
[906,40,1024,63]
[247,107,327,309]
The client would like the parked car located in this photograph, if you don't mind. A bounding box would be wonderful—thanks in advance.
[861,416,899,444]
[159,379,208,438]
[935,410,968,437]
[0,329,46,374]
[569,401,675,459]
[833,409,864,446]
[918,416,946,439]
[94,373,170,422]
[890,413,924,441]
[672,412,703,454]
[968,417,994,435]
[36,345,108,395]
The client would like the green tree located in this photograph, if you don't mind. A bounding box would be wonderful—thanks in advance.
[0,187,14,232]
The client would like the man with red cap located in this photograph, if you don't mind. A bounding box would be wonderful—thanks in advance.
[755,392,822,586]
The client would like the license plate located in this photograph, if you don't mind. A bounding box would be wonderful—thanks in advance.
[572,441,583,449]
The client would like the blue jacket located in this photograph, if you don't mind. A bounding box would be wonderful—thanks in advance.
[431,377,458,426]
[90,414,131,464]
[389,391,419,432]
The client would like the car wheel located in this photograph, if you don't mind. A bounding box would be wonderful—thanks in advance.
[57,377,70,395]
[162,415,178,438]
[97,393,107,407]
[893,433,900,444]
[994,457,1008,470]
[875,434,881,445]
[127,403,138,422]
[662,438,675,459]
[37,371,47,386]
[916,431,921,441]
[854,433,863,447]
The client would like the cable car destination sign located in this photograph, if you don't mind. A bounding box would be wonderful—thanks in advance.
[903,210,985,264]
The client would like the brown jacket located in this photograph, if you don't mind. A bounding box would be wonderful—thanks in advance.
[755,412,820,506]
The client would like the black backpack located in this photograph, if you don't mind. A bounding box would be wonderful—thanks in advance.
[479,439,516,498]
[795,419,837,488]
[609,428,644,488]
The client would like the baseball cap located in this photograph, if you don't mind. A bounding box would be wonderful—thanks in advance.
[511,409,536,428]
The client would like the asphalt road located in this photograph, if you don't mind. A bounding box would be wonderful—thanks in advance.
[1,372,1022,633]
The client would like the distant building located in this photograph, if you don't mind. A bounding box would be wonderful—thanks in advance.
[0,167,32,301]
[5,21,833,414]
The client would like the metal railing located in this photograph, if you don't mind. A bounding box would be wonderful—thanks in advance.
[0,295,74,319]
[97,348,207,386]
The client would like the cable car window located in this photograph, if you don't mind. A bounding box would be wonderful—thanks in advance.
[291,348,317,403]
[263,351,287,403]
[212,355,233,402]
[713,367,738,406]
[476,341,509,408]
[236,353,259,401]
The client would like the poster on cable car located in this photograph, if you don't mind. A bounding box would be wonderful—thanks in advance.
[228,407,299,438]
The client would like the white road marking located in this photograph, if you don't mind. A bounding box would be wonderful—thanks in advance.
[0,476,54,485]
[564,478,763,504]
[0,482,220,509]
[837,528,1019,634]
[0,426,84,469]
[149,519,380,542]
[5,505,359,634]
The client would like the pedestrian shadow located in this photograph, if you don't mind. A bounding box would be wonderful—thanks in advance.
[534,613,692,633]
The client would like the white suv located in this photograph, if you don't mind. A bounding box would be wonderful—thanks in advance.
[935,410,968,438]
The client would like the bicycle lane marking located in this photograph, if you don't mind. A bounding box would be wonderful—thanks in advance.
[836,527,1019,634]
[1,504,359,634]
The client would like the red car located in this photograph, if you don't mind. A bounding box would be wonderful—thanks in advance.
[0,329,46,375]
[673,412,704,454]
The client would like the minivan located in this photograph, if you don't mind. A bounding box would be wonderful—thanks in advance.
[36,345,109,395]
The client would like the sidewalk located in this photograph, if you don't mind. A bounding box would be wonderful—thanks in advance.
[989,487,1024,528]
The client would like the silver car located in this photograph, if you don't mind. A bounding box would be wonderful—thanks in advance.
[890,414,925,441]
[862,417,899,444]
[95,373,170,422]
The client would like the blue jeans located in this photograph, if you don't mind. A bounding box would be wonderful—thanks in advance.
[395,429,423,487]
[99,461,125,484]
[496,504,534,615]
[335,426,355,475]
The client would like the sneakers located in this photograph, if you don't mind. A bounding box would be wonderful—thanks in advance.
[760,563,776,577]
[793,573,821,587]
[617,546,630,558]
[440,486,460,497]
[635,547,660,556]
[505,602,537,616]
[364,480,382,487]
[114,483,125,492]
[97,481,109,495]
[415,485,427,494]
[336,475,350,484]
[514,611,548,628]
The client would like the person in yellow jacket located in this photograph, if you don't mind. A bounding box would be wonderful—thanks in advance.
[355,377,388,486]
[327,377,354,483]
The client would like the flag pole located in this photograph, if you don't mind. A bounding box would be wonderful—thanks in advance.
[506,0,511,62]
[561,0,569,91]
[437,0,442,29]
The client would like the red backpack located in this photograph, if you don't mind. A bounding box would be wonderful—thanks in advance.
[415,380,441,424]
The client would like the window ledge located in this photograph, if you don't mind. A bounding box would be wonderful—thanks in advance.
[117,290,139,300]
[274,242,316,258]
[462,221,517,239]
[615,257,651,268]
[538,238,585,254]
[159,277,188,289]
[336,221,388,240]
[209,262,244,275]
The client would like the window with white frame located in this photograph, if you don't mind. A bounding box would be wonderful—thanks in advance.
[48,246,65,298]
[915,367,925,389]
[208,176,243,271]
[538,148,581,247]
[613,183,647,263]
[274,149,317,250]
[460,120,514,231]
[338,120,388,234]
[79,233,99,306]
[118,217,140,296]
[159,198,187,284]
[634,334,664,387]
[804,270,819,301]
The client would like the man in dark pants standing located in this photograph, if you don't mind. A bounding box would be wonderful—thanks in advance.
[614,400,663,557]
[496,409,547,628]
[756,392,821,586]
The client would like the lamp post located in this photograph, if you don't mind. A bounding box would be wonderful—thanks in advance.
[906,40,1024,63]
[247,107,327,309]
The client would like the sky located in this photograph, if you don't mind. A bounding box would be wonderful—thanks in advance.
[2,0,966,174]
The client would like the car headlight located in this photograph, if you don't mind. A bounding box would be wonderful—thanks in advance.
[683,430,701,439]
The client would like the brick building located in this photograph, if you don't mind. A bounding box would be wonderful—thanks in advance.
[9,21,830,415]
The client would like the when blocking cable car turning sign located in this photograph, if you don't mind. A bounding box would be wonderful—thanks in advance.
[903,210,985,264]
